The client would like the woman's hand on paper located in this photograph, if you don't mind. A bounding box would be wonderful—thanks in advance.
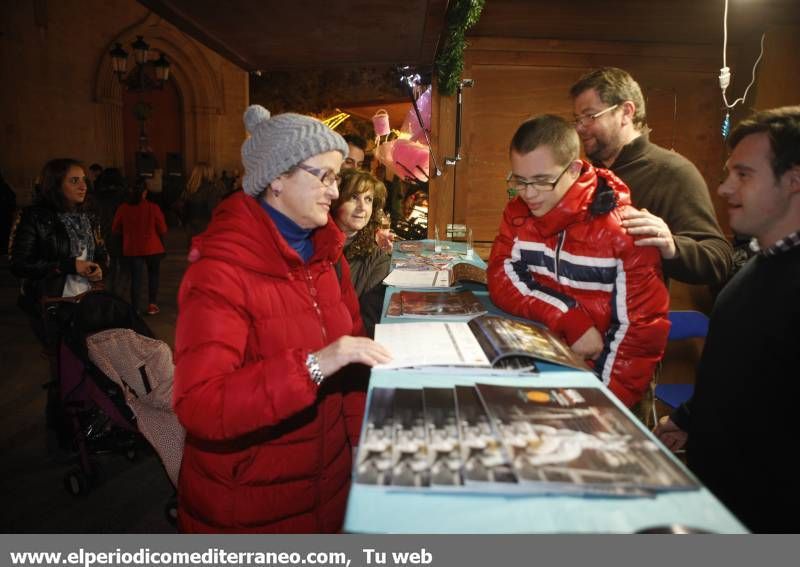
[315,336,392,376]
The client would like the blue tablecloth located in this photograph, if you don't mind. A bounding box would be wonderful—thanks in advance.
[391,239,486,268]
[344,369,746,533]
[345,240,745,533]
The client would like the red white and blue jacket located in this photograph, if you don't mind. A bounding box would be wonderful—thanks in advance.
[488,162,670,407]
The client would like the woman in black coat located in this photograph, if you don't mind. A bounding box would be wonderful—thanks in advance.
[10,158,105,328]
[8,158,106,445]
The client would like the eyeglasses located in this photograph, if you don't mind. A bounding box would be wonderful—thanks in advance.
[296,163,341,187]
[573,104,619,128]
[506,163,572,198]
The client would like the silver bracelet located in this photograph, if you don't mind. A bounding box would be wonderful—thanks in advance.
[305,352,325,386]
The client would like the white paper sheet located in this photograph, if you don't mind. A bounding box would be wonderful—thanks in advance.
[373,322,491,369]
[382,269,451,288]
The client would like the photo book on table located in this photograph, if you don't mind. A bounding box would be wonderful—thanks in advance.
[354,384,699,496]
[398,241,426,253]
[374,314,587,372]
[474,384,699,494]
[382,262,487,289]
[385,290,488,319]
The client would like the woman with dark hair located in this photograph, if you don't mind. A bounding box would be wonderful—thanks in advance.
[9,158,105,331]
[8,158,106,446]
[112,178,167,315]
[330,169,391,337]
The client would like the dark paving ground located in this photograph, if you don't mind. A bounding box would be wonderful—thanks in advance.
[0,227,189,533]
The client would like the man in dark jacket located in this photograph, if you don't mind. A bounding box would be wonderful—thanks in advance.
[570,67,733,286]
[655,106,800,533]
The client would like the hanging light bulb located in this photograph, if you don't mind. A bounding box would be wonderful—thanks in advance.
[111,35,172,91]
[153,53,171,83]
[109,42,128,78]
[131,35,150,65]
[721,112,731,139]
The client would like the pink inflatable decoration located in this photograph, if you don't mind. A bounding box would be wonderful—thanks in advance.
[372,109,391,137]
[401,86,432,142]
[377,139,429,182]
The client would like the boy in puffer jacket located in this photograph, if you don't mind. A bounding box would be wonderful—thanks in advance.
[488,115,670,407]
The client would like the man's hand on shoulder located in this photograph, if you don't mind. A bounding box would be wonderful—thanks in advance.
[621,208,677,259]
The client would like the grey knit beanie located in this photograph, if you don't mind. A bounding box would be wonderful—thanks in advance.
[241,105,349,197]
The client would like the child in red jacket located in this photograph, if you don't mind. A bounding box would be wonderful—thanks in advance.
[488,115,670,408]
[112,179,167,315]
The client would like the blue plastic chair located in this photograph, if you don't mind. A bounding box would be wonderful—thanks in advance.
[653,310,710,413]
[665,310,710,342]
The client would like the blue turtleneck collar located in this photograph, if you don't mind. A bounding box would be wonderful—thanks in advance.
[259,200,314,262]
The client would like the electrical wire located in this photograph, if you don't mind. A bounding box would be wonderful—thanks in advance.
[720,0,766,111]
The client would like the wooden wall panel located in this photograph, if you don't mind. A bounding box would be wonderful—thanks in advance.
[430,38,726,251]
[754,25,800,110]
[456,65,582,242]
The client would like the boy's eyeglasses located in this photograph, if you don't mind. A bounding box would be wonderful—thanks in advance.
[506,163,571,198]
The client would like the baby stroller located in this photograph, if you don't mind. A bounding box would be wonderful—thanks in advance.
[44,291,183,521]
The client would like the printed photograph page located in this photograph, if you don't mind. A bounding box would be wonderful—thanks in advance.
[385,290,487,319]
[390,388,431,488]
[355,388,396,485]
[383,269,451,288]
[468,315,587,370]
[450,262,488,286]
[475,384,699,494]
[373,322,492,369]
[423,388,464,487]
[454,386,518,485]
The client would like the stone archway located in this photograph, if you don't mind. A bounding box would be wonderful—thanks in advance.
[93,12,225,175]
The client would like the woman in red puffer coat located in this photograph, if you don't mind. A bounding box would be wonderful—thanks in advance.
[173,106,391,533]
[112,180,167,315]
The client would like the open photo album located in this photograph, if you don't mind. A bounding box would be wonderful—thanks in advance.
[382,262,487,289]
[374,314,588,372]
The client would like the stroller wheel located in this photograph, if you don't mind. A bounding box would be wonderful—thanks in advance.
[63,469,88,497]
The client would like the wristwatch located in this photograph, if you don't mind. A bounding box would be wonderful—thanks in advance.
[305,352,325,386]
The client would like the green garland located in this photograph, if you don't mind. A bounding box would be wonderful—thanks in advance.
[435,0,485,96]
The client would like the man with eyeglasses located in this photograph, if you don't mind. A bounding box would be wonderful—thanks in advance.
[569,67,732,287]
[488,115,669,408]
[342,134,367,170]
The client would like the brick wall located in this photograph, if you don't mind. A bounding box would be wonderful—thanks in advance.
[0,0,247,204]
